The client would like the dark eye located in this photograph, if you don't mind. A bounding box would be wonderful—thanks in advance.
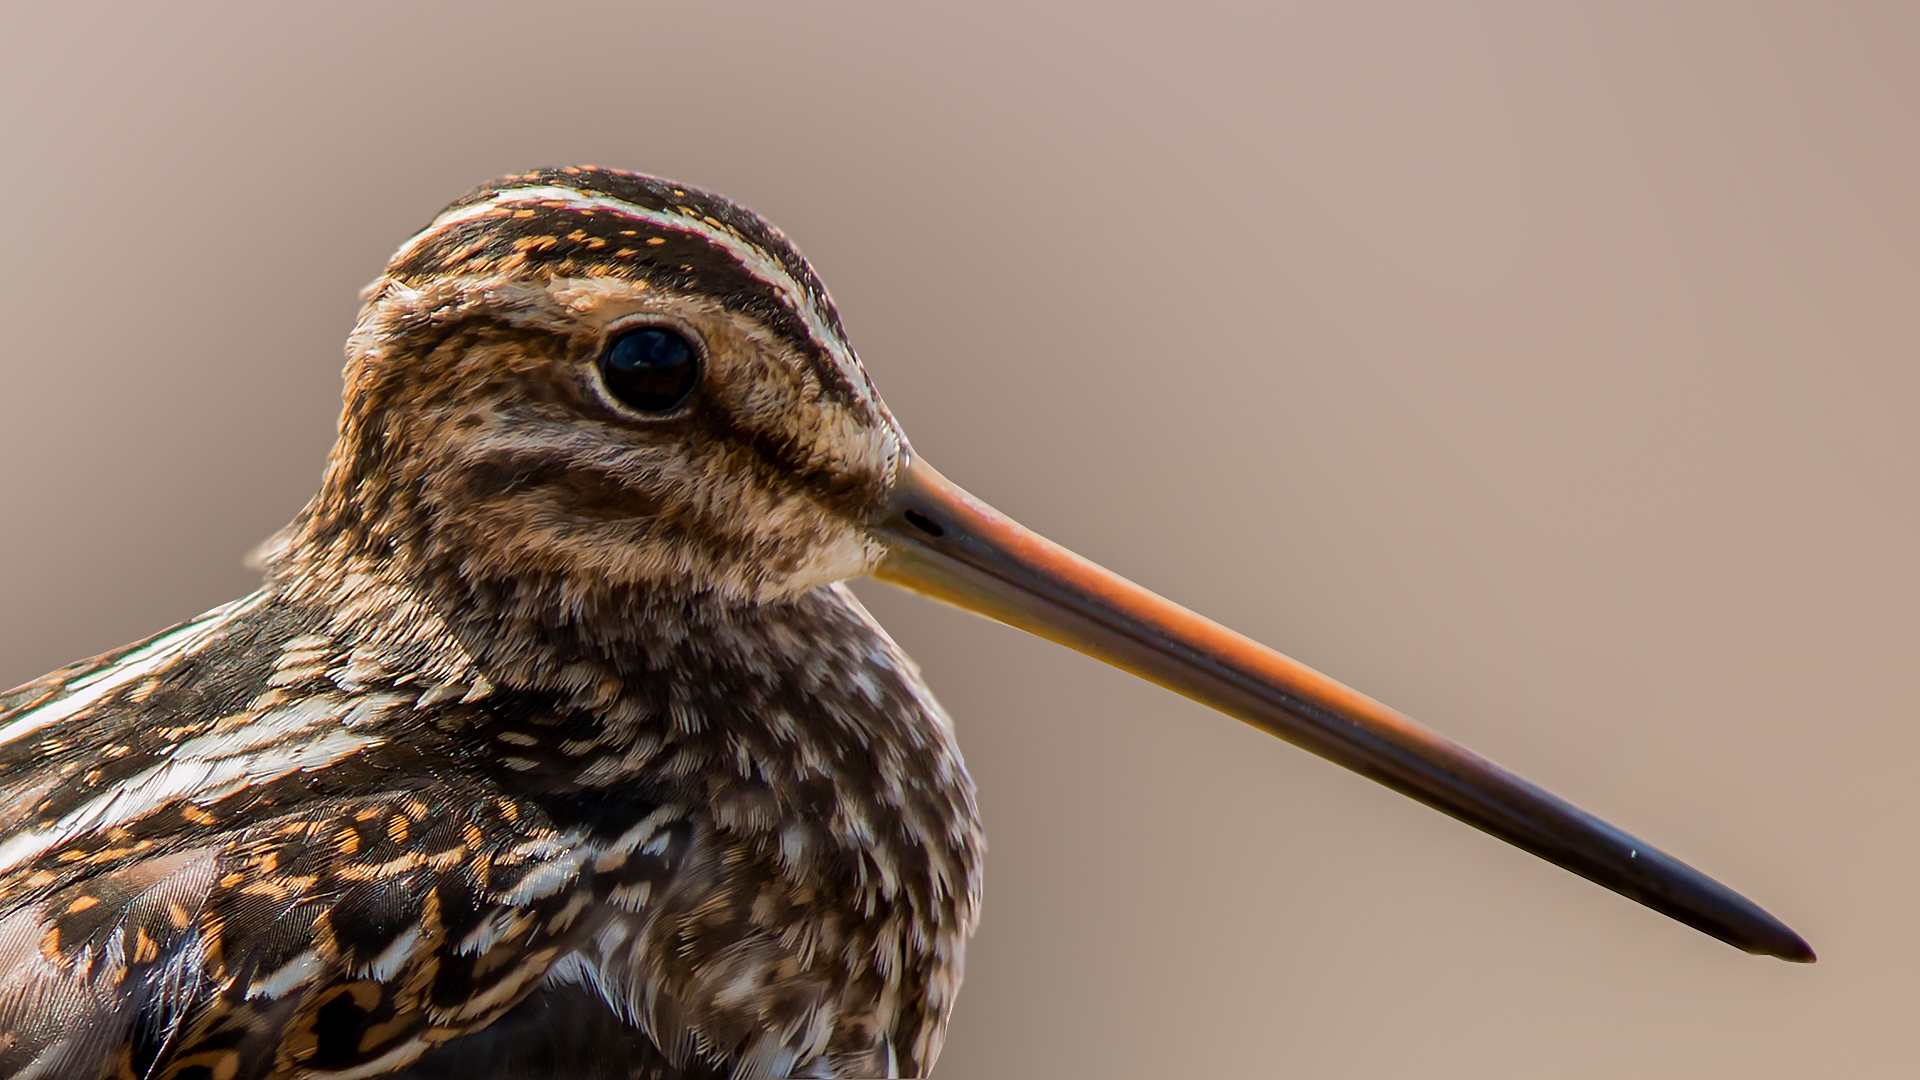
[598,326,701,414]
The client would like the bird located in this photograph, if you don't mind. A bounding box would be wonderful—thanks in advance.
[0,166,1811,1080]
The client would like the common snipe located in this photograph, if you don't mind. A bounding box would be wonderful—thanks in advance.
[0,168,1811,1079]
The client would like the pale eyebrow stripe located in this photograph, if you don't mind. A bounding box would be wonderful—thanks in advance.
[391,185,865,396]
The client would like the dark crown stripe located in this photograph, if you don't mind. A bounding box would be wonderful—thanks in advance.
[389,170,870,407]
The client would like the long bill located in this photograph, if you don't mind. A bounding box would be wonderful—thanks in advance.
[868,455,1813,962]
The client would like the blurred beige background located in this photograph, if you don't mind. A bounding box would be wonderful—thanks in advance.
[2,2,1914,1075]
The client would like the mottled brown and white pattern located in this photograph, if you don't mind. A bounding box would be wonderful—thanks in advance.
[0,167,982,1079]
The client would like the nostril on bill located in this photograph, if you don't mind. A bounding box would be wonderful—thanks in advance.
[903,509,945,538]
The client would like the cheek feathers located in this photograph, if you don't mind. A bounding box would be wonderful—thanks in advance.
[421,459,880,605]
[346,276,895,603]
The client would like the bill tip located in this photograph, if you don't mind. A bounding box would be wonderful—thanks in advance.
[1765,931,1816,963]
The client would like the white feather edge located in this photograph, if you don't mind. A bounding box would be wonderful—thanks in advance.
[0,590,269,749]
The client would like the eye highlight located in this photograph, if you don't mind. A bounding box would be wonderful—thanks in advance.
[598,326,701,414]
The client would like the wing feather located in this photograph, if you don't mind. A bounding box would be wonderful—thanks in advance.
[0,786,688,1080]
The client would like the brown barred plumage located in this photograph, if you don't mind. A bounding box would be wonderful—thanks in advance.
[0,169,973,1079]
[0,167,1810,1080]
